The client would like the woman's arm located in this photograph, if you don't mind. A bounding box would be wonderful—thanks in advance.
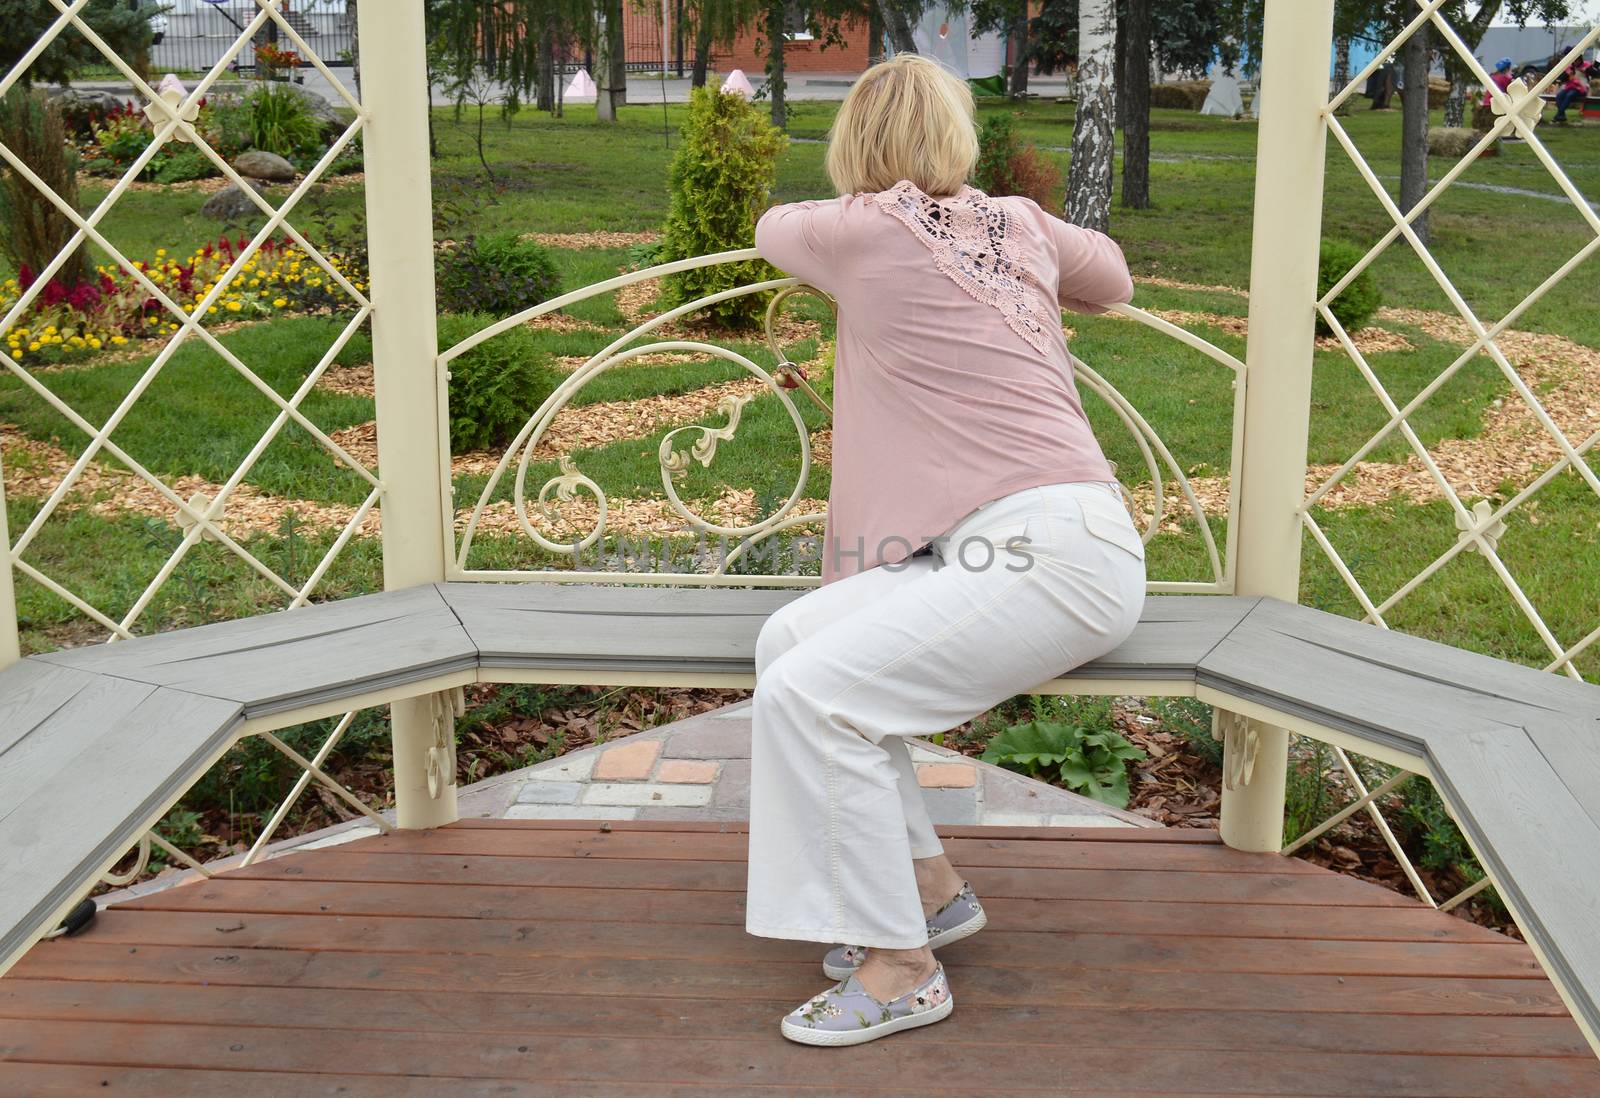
[754,199,844,289]
[1049,217,1135,315]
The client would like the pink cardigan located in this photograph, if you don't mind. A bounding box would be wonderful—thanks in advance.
[755,181,1133,584]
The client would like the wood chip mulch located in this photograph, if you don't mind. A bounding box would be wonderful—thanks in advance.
[524,231,661,250]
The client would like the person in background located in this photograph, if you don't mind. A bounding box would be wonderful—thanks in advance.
[1553,62,1589,124]
[1483,57,1514,107]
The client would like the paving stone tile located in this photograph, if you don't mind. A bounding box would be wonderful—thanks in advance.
[920,787,979,825]
[593,739,663,780]
[582,782,713,807]
[505,804,639,820]
[709,759,752,809]
[514,781,582,805]
[456,779,522,819]
[658,759,719,784]
[524,753,597,783]
[660,722,752,760]
[917,762,976,788]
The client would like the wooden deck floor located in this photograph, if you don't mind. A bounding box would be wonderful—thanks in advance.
[2,820,1597,1096]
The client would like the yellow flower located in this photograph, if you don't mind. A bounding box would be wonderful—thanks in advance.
[272,297,287,307]
[226,300,242,312]
[111,335,127,344]
[10,349,21,360]
[28,341,40,351]
[207,305,217,314]
[155,248,167,257]
[88,337,102,349]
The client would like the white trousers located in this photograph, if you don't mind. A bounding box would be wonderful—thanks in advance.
[745,480,1148,949]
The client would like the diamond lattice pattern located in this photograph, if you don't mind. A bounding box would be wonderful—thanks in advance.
[2,0,375,642]
[1314,1,1600,683]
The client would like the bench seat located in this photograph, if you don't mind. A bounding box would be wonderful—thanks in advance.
[2,582,1597,1049]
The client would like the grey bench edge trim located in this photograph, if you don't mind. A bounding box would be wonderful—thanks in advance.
[236,654,484,720]
[1194,668,1436,761]
[1,697,247,968]
[1423,738,1600,1040]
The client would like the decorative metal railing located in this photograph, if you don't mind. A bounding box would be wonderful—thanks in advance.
[442,249,1247,594]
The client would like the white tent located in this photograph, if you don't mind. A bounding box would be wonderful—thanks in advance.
[564,68,597,101]
[1201,73,1245,116]
[722,68,756,98]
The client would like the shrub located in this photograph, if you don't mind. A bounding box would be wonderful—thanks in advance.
[973,112,1062,206]
[248,82,324,159]
[436,311,562,453]
[658,82,785,330]
[436,233,562,318]
[1428,126,1493,159]
[1316,239,1381,337]
[980,707,1146,807]
[1150,81,1211,111]
[0,89,87,288]
[151,145,214,184]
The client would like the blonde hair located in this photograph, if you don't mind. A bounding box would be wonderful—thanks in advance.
[826,55,978,197]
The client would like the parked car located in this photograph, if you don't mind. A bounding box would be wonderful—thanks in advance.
[129,0,168,45]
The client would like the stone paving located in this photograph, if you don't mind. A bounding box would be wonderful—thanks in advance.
[97,698,1151,905]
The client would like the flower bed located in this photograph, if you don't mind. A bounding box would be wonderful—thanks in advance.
[3,235,366,367]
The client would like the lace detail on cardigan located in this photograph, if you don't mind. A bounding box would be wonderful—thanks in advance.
[871,181,1055,355]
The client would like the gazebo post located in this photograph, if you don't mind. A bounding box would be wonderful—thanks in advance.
[1219,0,1335,853]
[0,453,18,670]
[357,0,458,829]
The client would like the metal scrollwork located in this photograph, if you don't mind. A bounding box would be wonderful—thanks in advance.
[659,392,755,481]
[1214,709,1261,790]
[425,687,465,800]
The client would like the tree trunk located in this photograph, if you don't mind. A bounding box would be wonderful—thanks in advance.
[1444,66,1467,128]
[766,0,787,129]
[1064,0,1116,231]
[537,15,556,113]
[596,0,626,122]
[1113,7,1126,132]
[1120,0,1150,209]
[1400,22,1430,243]
[692,14,712,87]
[881,1,918,54]
[1333,35,1350,98]
[1008,3,1029,97]
[346,0,361,101]
[869,4,885,66]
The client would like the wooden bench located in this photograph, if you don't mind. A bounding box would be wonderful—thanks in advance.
[2,583,1598,1051]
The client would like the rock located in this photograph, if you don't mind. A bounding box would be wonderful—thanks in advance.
[234,150,297,181]
[44,86,129,113]
[201,180,266,221]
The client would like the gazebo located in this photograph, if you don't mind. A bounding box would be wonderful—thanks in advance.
[2,1,1598,1092]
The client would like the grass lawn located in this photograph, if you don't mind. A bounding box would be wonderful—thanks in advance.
[4,95,1597,686]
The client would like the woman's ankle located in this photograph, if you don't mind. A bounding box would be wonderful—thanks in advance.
[912,855,965,913]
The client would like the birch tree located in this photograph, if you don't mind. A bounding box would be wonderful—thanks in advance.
[1063,0,1115,231]
[595,0,626,122]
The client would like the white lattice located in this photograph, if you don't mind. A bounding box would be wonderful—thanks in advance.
[1314,3,1600,681]
[2,2,382,882]
[1289,4,1599,908]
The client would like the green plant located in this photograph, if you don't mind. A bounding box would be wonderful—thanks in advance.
[972,112,1061,206]
[980,709,1146,807]
[436,232,562,318]
[150,145,213,184]
[658,82,786,330]
[626,238,664,271]
[973,112,1022,195]
[436,311,562,452]
[0,89,87,286]
[248,82,323,159]
[1316,239,1381,337]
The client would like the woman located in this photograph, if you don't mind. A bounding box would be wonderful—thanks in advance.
[1553,62,1589,124]
[745,54,1147,1047]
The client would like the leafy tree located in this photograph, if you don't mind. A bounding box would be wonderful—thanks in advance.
[426,0,590,118]
[0,0,153,84]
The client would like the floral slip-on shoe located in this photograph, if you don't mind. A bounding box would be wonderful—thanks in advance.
[821,880,986,980]
[780,962,954,1047]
